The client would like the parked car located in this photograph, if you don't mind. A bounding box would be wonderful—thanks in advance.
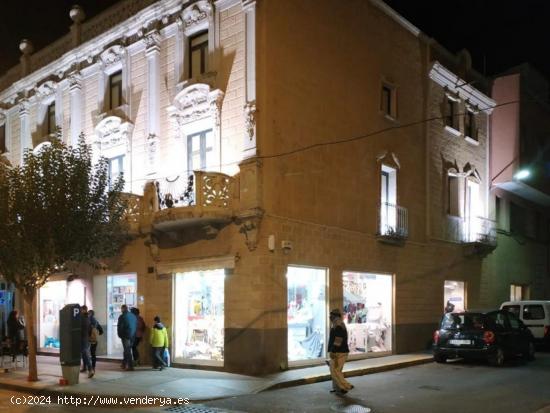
[433,310,535,366]
[501,300,550,348]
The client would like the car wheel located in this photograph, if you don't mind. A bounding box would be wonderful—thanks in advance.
[489,347,504,367]
[434,353,447,364]
[523,342,535,361]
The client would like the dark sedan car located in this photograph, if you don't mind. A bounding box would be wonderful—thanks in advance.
[433,310,535,366]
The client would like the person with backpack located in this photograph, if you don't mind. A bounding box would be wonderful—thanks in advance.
[150,316,168,370]
[88,309,103,372]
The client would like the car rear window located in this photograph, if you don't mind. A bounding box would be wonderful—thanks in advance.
[440,313,485,330]
[523,305,545,320]
[502,305,520,317]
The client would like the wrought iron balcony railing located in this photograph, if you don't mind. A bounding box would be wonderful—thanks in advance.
[445,215,497,246]
[377,202,409,239]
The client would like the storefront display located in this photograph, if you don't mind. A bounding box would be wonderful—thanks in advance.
[173,269,224,365]
[342,272,393,355]
[107,274,137,356]
[444,280,465,313]
[287,266,327,362]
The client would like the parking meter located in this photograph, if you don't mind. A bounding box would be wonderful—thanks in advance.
[59,304,81,366]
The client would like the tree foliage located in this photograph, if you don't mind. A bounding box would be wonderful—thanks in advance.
[0,135,129,295]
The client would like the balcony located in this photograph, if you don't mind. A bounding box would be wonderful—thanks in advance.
[445,215,497,255]
[120,192,142,235]
[151,170,236,232]
[377,203,409,245]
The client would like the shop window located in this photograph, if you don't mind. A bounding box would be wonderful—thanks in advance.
[342,272,392,355]
[106,274,137,356]
[189,31,208,78]
[47,102,56,135]
[109,71,123,110]
[380,83,397,119]
[187,129,214,172]
[173,269,225,364]
[464,109,476,140]
[445,97,459,131]
[444,280,465,313]
[0,124,6,153]
[108,155,124,190]
[447,174,460,216]
[287,266,327,363]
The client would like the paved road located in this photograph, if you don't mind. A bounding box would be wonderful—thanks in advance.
[0,353,549,413]
[203,352,550,413]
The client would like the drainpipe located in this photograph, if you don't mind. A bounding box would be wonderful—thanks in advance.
[422,34,433,242]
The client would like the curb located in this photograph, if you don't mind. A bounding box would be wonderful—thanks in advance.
[261,357,433,391]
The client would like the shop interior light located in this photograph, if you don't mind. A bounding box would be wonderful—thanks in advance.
[514,169,530,180]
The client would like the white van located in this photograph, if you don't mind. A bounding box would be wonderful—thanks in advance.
[501,300,550,347]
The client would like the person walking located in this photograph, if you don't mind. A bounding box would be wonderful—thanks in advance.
[150,316,169,371]
[6,310,24,362]
[328,309,353,395]
[117,304,137,371]
[130,307,146,366]
[88,309,103,372]
[80,305,94,378]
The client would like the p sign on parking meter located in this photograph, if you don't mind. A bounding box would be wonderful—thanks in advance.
[59,304,81,384]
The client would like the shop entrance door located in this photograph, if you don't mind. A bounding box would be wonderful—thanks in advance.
[287,266,327,364]
[173,269,225,365]
[106,274,137,356]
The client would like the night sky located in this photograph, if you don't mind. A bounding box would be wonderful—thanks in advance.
[0,1,549,80]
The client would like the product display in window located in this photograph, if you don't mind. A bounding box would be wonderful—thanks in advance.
[287,266,327,362]
[343,272,393,354]
[174,269,225,364]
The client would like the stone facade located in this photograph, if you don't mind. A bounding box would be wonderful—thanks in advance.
[0,0,513,376]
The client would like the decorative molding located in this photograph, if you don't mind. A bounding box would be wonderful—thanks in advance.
[19,99,30,117]
[241,0,256,12]
[168,83,224,127]
[94,115,133,152]
[182,0,212,31]
[99,45,126,68]
[68,72,83,91]
[35,80,57,99]
[144,30,162,55]
[146,133,160,173]
[376,150,401,169]
[0,111,5,126]
[243,101,256,140]
[236,208,264,251]
[429,62,496,113]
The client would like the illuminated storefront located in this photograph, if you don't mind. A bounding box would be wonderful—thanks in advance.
[342,272,393,356]
[106,274,137,356]
[173,269,225,366]
[38,279,86,350]
[444,280,465,312]
[287,265,327,363]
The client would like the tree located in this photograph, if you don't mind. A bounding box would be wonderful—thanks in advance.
[0,135,128,381]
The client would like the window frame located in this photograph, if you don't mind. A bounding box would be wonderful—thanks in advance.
[0,123,6,154]
[380,82,397,120]
[187,129,214,172]
[444,95,460,132]
[47,102,56,135]
[447,173,460,217]
[188,31,208,79]
[109,70,123,111]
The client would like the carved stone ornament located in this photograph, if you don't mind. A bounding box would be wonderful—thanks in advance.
[236,208,264,251]
[168,83,224,128]
[243,101,256,140]
[19,99,30,117]
[68,72,83,91]
[0,111,5,126]
[144,31,161,53]
[146,133,159,166]
[94,115,133,152]
[35,80,57,99]
[182,0,212,30]
[99,45,125,67]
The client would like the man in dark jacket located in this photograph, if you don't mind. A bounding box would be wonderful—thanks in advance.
[80,305,94,378]
[327,309,353,395]
[117,304,137,371]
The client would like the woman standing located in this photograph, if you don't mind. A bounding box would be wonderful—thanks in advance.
[7,310,24,361]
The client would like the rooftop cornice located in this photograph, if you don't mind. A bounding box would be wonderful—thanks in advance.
[369,0,421,38]
[429,61,496,114]
[0,0,195,105]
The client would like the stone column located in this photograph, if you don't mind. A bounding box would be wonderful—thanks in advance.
[242,0,257,159]
[69,72,83,146]
[145,31,161,176]
[19,100,31,163]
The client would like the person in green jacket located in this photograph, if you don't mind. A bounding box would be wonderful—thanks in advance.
[150,316,169,370]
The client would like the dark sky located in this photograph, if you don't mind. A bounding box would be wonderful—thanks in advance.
[0,1,549,80]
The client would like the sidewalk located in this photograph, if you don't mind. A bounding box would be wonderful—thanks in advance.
[0,353,432,402]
